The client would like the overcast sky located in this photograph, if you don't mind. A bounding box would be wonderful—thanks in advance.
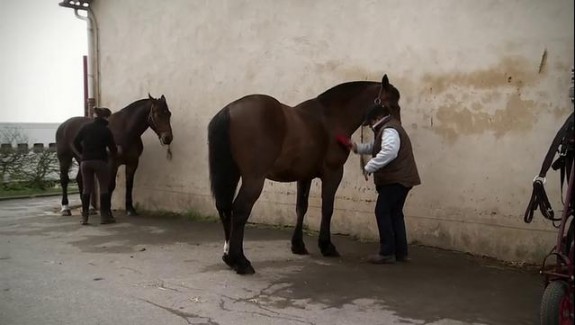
[0,0,87,123]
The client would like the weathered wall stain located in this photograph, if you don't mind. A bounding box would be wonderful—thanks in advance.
[422,56,539,94]
[422,55,550,142]
[433,92,537,142]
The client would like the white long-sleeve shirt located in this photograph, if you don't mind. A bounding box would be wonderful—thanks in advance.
[356,128,400,174]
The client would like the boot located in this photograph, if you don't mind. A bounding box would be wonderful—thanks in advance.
[81,194,91,225]
[100,193,116,224]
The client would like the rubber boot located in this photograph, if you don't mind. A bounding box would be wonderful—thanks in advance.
[81,194,91,225]
[100,193,116,224]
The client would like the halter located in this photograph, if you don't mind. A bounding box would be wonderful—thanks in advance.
[359,84,385,180]
[147,103,157,132]
[373,82,384,106]
[147,101,173,159]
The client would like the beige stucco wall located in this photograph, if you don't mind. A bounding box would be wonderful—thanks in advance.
[92,0,574,263]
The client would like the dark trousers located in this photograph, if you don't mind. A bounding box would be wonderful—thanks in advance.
[374,183,411,258]
[80,160,110,195]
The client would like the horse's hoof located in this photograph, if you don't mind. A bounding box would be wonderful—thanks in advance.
[61,210,72,216]
[234,262,255,275]
[126,209,139,216]
[291,245,309,255]
[320,243,340,257]
[222,254,235,268]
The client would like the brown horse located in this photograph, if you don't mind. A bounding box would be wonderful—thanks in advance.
[56,94,174,216]
[208,75,401,274]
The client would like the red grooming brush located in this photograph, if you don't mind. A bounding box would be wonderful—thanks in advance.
[335,135,352,150]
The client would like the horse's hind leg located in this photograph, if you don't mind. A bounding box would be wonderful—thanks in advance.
[291,179,312,255]
[318,168,344,257]
[228,177,265,275]
[217,175,240,268]
[58,154,72,216]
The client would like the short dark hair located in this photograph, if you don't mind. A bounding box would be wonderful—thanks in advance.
[362,104,390,126]
[94,107,112,118]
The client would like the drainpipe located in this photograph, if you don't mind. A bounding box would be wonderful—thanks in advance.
[83,55,88,117]
[74,9,99,117]
[59,1,99,117]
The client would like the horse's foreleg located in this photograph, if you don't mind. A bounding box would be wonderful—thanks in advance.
[102,162,119,215]
[58,155,72,216]
[107,163,119,195]
[291,179,312,255]
[228,177,265,275]
[76,168,83,196]
[318,168,344,257]
[124,161,138,216]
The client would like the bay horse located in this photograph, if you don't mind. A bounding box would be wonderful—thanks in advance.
[208,74,401,274]
[56,94,174,216]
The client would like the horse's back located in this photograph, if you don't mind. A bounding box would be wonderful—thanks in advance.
[56,116,91,156]
[224,94,326,181]
[226,94,288,130]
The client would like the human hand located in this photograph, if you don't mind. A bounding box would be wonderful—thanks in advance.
[363,170,370,181]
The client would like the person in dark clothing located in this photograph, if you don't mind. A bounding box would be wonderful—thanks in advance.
[73,107,118,225]
[350,105,421,264]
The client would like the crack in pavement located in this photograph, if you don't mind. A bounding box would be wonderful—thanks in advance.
[142,279,310,324]
[140,298,219,325]
[219,294,315,325]
[237,282,308,310]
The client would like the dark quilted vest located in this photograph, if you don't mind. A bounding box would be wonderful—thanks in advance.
[372,118,421,188]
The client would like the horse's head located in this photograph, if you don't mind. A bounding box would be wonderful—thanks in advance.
[375,74,401,122]
[147,94,173,145]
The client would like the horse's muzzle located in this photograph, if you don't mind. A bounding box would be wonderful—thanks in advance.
[160,133,173,145]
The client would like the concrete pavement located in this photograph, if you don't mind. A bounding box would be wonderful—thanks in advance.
[0,197,543,325]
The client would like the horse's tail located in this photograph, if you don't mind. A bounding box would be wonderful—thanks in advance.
[208,106,240,211]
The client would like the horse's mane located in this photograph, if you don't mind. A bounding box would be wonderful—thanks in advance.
[316,81,378,106]
[114,98,149,115]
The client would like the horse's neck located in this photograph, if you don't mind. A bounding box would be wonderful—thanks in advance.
[324,92,401,136]
[307,83,382,136]
[321,97,374,136]
[112,103,150,145]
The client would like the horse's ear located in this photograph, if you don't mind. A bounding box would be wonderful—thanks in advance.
[160,95,166,102]
[381,74,389,87]
[148,93,154,100]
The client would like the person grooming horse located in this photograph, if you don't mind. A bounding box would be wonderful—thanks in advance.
[350,104,421,264]
[73,107,118,225]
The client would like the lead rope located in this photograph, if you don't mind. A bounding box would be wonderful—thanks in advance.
[360,123,368,180]
[166,145,172,160]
